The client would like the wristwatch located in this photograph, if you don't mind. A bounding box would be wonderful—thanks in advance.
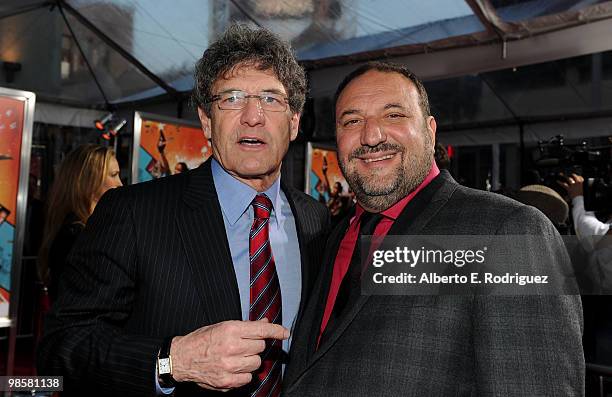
[157,336,176,388]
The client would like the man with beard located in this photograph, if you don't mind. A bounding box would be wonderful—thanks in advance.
[283,62,584,396]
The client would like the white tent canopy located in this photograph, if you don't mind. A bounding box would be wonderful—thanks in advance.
[2,0,612,107]
[2,0,612,144]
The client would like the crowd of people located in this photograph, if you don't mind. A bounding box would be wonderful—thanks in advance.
[32,23,609,396]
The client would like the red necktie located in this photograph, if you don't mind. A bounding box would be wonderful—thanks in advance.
[249,194,282,397]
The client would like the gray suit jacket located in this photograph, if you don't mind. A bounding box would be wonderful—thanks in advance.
[284,171,584,397]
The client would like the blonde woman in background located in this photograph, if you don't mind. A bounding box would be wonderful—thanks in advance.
[39,144,122,301]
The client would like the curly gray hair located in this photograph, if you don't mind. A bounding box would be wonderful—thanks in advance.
[193,23,307,116]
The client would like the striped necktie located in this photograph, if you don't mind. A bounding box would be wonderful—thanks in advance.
[249,193,282,397]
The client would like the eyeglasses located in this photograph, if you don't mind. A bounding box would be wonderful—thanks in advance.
[209,91,289,112]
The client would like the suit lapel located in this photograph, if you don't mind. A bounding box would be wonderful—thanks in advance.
[287,171,459,390]
[387,170,458,236]
[305,218,349,358]
[175,160,242,324]
[284,215,349,387]
[281,184,311,321]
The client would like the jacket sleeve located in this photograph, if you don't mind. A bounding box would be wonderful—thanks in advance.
[473,205,584,396]
[37,188,163,396]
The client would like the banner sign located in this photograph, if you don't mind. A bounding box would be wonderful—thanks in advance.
[132,112,211,183]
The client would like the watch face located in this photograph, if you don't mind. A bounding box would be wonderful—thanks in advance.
[158,358,171,375]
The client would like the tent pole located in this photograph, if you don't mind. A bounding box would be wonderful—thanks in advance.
[479,74,523,188]
[177,100,183,119]
[56,1,110,108]
[58,0,179,100]
[519,123,525,186]
[228,0,263,27]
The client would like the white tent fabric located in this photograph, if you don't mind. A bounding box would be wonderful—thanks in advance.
[2,0,612,108]
[33,102,106,128]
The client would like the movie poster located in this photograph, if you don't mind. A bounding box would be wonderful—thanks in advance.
[305,142,355,222]
[132,112,212,183]
[0,88,34,323]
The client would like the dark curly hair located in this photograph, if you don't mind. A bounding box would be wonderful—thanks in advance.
[193,23,307,116]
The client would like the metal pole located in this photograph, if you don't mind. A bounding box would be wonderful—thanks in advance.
[177,100,183,119]
[3,90,35,390]
[491,143,500,191]
[57,2,110,107]
[519,123,525,186]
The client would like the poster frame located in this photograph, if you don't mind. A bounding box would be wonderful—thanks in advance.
[0,87,35,379]
[131,111,203,184]
[0,87,35,329]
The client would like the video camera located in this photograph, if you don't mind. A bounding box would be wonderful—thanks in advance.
[533,135,611,212]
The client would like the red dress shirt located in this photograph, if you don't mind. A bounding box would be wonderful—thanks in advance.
[318,162,440,345]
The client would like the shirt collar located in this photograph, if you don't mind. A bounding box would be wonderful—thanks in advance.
[211,158,283,227]
[354,161,440,221]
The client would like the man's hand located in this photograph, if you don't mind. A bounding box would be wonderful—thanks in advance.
[169,319,289,391]
[557,173,584,199]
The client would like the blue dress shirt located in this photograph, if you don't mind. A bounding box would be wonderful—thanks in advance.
[211,159,302,352]
[158,160,302,394]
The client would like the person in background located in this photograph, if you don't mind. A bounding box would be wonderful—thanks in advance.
[38,144,122,301]
[559,172,612,373]
[434,141,450,170]
[558,172,612,251]
[514,184,569,233]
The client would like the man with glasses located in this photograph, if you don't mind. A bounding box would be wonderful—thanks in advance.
[38,24,329,397]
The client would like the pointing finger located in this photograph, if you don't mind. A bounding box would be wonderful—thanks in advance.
[242,321,289,340]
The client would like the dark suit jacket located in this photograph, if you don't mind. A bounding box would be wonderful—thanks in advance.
[47,213,84,302]
[37,160,329,396]
[284,170,584,396]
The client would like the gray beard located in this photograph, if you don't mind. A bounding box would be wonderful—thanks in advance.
[340,140,433,212]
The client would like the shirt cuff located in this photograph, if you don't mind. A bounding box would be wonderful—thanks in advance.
[155,361,175,395]
[571,195,584,208]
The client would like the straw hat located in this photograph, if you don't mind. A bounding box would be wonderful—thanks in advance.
[515,184,569,225]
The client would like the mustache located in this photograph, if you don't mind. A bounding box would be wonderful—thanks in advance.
[348,143,404,161]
